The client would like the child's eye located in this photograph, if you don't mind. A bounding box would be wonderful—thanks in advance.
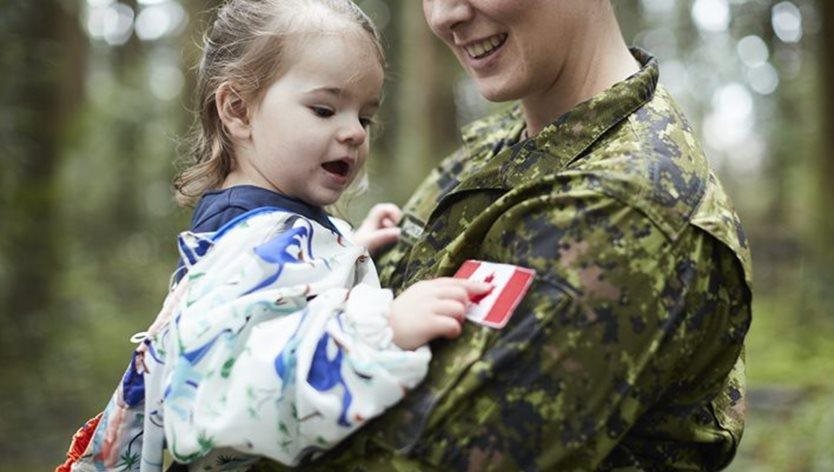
[359,117,376,129]
[310,106,334,118]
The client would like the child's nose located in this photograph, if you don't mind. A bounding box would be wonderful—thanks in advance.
[338,119,367,146]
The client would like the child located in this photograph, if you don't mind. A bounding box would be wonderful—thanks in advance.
[59,1,490,470]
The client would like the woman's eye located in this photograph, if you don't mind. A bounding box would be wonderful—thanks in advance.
[310,106,334,118]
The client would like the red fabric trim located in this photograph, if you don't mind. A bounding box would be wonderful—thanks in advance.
[56,412,103,472]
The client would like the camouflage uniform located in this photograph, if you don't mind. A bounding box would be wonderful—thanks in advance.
[254,49,752,471]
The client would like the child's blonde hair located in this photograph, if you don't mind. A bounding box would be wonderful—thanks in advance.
[174,0,385,207]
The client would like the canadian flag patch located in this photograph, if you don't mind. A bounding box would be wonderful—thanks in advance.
[454,260,536,329]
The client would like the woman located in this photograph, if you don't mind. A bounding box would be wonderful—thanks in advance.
[256,1,752,470]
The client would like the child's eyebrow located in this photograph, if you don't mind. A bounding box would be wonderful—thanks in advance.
[308,86,343,97]
[306,86,380,108]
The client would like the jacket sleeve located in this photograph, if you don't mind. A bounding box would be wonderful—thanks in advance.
[71,213,432,472]
[163,286,430,468]
[160,215,432,467]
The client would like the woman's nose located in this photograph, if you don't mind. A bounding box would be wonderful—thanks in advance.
[423,0,474,39]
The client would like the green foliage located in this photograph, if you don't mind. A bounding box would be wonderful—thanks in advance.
[729,283,834,471]
[746,275,834,387]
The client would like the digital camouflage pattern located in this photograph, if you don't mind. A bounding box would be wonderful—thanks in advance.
[252,49,752,471]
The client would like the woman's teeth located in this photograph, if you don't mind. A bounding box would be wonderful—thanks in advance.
[465,34,507,59]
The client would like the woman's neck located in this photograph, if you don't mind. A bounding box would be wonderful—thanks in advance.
[521,13,639,137]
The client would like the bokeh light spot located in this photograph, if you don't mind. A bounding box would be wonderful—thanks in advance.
[692,0,731,32]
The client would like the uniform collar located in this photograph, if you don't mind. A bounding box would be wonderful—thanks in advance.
[454,48,658,193]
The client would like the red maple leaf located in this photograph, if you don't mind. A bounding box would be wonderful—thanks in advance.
[470,273,495,304]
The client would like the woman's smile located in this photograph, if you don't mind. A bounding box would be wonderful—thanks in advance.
[462,33,507,60]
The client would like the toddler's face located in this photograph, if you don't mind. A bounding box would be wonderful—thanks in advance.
[244,30,383,207]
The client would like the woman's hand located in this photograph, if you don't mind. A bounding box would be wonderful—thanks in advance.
[353,203,403,256]
[389,278,494,351]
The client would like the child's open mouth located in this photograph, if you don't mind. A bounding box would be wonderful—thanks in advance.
[322,159,351,178]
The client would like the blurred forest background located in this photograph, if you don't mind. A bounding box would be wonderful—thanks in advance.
[1,0,833,470]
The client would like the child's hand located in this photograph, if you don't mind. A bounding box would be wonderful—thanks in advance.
[389,278,494,350]
[353,203,403,255]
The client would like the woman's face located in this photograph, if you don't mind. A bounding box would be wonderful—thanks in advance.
[422,0,592,102]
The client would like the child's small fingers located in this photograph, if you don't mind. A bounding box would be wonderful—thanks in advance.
[433,299,467,319]
[373,227,401,246]
[362,227,401,254]
[434,285,469,303]
[429,316,463,340]
[440,308,467,324]
[459,279,495,294]
[372,203,402,222]
[431,278,493,299]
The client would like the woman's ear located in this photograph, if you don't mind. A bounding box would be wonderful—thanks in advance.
[216,82,252,141]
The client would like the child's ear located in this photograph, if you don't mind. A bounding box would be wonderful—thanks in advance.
[216,82,252,140]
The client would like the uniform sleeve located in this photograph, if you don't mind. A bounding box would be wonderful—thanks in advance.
[410,190,748,470]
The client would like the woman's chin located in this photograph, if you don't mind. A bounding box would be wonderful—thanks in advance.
[475,81,523,103]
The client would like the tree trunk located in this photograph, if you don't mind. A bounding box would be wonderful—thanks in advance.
[0,0,86,462]
[392,1,459,203]
[817,0,834,267]
[0,0,86,359]
[110,0,145,233]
